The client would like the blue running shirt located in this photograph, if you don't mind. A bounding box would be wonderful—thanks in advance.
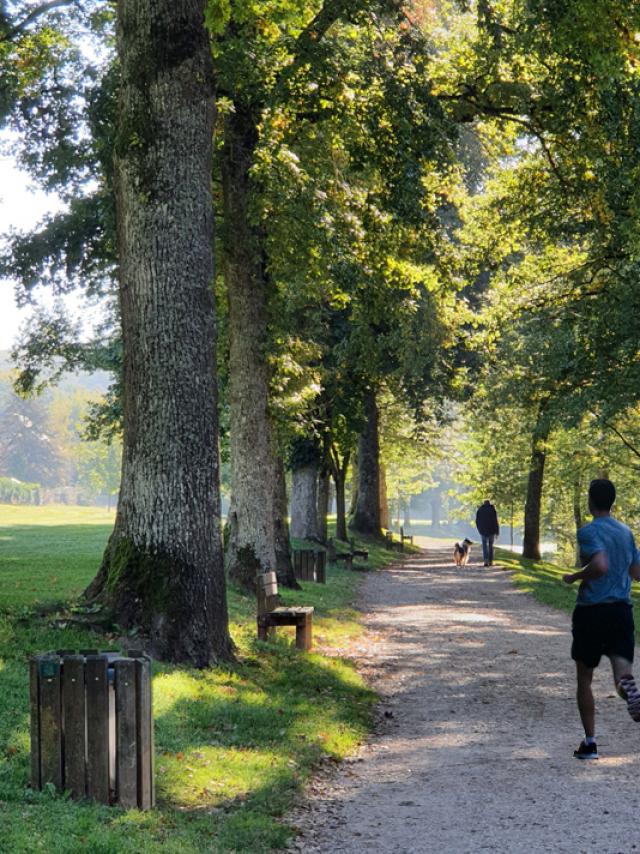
[576,516,640,606]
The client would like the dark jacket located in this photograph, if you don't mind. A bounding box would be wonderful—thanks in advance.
[476,502,499,537]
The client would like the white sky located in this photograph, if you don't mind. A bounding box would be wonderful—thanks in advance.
[0,150,104,353]
[0,152,64,350]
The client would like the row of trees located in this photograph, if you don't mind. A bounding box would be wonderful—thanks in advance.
[1,1,459,664]
[5,1,640,663]
[446,2,640,560]
[0,369,120,500]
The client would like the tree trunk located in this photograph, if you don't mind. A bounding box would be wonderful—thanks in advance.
[330,446,350,542]
[335,473,348,541]
[273,454,299,588]
[522,417,549,561]
[431,493,441,529]
[350,389,382,538]
[348,455,358,520]
[86,0,232,665]
[222,103,278,590]
[403,497,412,527]
[379,463,390,529]
[573,475,583,567]
[317,468,330,544]
[290,464,320,541]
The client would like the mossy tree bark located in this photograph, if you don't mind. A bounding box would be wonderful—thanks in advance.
[522,412,550,561]
[350,389,383,539]
[221,104,279,591]
[86,0,233,666]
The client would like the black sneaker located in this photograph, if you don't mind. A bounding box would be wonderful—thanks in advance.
[574,740,598,760]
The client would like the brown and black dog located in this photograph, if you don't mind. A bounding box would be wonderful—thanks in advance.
[453,538,473,566]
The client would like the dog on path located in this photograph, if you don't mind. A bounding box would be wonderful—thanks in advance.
[453,538,473,566]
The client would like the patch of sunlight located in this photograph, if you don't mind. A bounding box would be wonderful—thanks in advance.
[157,745,284,808]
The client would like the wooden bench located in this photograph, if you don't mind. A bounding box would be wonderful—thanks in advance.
[349,537,369,560]
[292,549,327,583]
[400,526,414,547]
[257,571,313,651]
[385,530,404,552]
[327,538,368,570]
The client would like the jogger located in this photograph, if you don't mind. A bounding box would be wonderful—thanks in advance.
[563,479,640,759]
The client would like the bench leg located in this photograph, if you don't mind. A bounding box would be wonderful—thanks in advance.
[295,616,312,652]
[257,619,274,643]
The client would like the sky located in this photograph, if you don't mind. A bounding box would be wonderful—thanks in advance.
[0,151,63,350]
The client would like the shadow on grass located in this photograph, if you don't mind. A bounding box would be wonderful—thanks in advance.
[0,583,375,853]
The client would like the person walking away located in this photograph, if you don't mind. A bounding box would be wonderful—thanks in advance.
[475,500,499,567]
[563,478,640,760]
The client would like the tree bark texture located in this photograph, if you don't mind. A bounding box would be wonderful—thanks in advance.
[330,446,350,542]
[273,454,299,588]
[379,463,390,530]
[87,0,232,665]
[522,418,549,561]
[573,475,583,567]
[290,464,320,541]
[222,104,278,590]
[350,389,382,538]
[317,469,331,544]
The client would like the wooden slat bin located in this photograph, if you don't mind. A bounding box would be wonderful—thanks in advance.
[30,650,154,809]
[257,572,314,650]
[292,550,327,583]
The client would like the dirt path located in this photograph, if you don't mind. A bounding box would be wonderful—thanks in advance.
[284,544,640,854]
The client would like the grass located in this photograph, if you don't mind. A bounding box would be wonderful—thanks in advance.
[496,547,640,639]
[494,547,577,615]
[0,505,405,853]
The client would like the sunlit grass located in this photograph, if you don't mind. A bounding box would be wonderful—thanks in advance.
[497,547,640,634]
[0,505,395,852]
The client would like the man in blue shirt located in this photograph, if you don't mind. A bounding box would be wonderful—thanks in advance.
[563,479,640,759]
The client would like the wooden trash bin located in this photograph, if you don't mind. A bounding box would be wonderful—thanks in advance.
[293,549,327,584]
[29,650,154,809]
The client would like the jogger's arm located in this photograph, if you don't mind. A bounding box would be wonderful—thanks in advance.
[563,551,608,584]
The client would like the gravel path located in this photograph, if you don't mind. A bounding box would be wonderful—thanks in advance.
[284,543,640,854]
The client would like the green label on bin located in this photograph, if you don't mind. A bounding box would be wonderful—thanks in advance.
[39,661,58,679]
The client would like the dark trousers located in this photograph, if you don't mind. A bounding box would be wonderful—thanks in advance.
[481,535,495,565]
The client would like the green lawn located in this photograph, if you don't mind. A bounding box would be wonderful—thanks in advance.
[0,505,399,853]
[496,547,640,635]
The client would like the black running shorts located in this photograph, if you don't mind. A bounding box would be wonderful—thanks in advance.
[571,602,635,668]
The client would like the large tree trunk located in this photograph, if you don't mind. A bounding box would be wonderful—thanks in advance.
[522,417,549,561]
[350,389,382,538]
[273,454,299,588]
[86,0,232,665]
[290,464,320,541]
[379,463,390,529]
[317,468,330,544]
[222,104,278,590]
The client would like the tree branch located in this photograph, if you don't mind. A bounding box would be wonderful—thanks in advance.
[1,0,78,42]
[603,421,640,461]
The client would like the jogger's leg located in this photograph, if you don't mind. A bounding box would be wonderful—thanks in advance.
[610,656,640,721]
[576,661,595,738]
[610,655,633,686]
[481,536,489,564]
[488,535,495,565]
